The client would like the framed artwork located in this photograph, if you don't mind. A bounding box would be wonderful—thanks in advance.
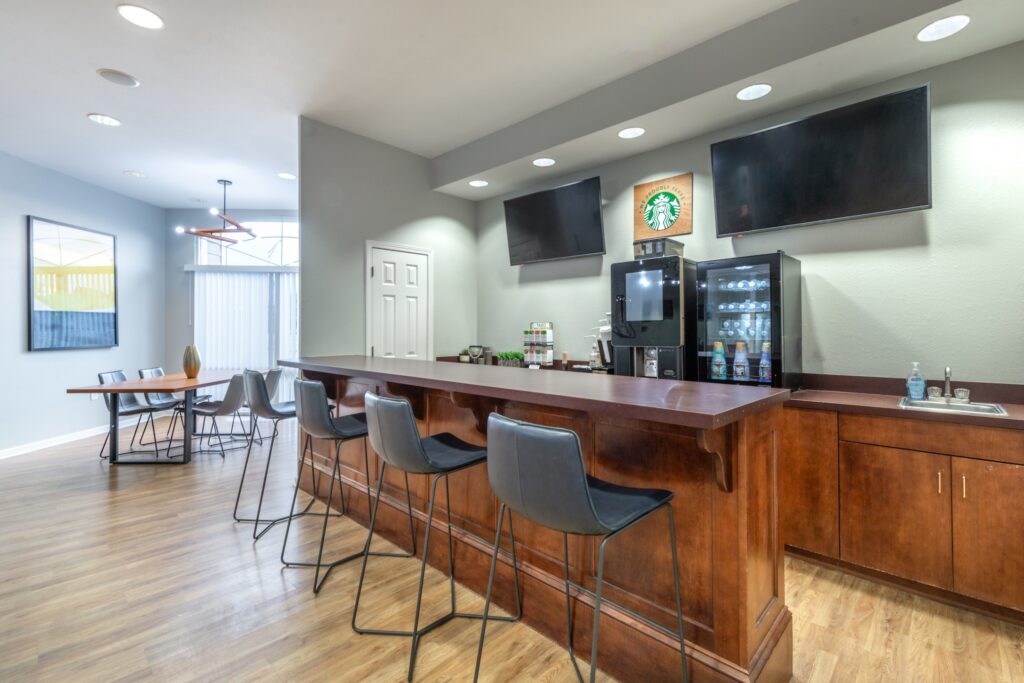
[633,172,694,241]
[28,216,118,350]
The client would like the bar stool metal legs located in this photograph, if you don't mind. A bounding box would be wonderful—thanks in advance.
[352,463,521,682]
[475,502,687,683]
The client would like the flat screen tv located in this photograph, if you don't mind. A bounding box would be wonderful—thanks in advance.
[504,176,605,265]
[711,85,931,237]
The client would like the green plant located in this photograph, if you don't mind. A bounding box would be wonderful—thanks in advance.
[460,348,470,355]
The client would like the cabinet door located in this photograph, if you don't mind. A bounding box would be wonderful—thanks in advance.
[839,442,953,589]
[953,457,1024,610]
[781,407,839,557]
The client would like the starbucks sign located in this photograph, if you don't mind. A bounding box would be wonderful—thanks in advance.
[633,173,693,241]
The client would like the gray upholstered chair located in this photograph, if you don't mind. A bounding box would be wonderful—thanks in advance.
[138,366,211,442]
[97,370,163,460]
[280,379,416,593]
[352,392,521,681]
[234,369,299,541]
[189,374,247,459]
[475,414,688,683]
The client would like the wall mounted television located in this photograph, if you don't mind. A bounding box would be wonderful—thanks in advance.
[711,84,931,237]
[504,176,606,266]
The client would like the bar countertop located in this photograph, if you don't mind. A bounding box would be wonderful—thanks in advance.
[279,355,790,431]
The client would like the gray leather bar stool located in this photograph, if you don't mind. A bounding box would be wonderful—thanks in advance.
[234,369,303,541]
[475,414,688,683]
[281,379,417,593]
[353,392,521,681]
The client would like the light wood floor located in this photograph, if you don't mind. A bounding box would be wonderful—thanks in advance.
[1,418,1022,682]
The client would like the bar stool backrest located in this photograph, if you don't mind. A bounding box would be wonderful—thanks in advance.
[486,413,609,536]
[218,374,246,415]
[98,370,146,413]
[243,369,277,420]
[294,379,337,439]
[364,392,435,474]
[265,368,283,400]
[139,366,176,405]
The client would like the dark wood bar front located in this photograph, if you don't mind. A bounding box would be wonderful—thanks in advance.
[279,356,792,682]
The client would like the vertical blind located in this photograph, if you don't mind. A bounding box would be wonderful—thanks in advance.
[193,270,299,402]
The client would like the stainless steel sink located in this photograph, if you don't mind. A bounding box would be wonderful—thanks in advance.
[898,397,1008,416]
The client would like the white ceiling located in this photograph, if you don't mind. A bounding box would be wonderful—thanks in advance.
[436,0,1024,199]
[0,0,797,209]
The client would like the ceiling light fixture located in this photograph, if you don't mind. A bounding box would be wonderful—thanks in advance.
[87,113,122,127]
[117,4,164,30]
[278,172,297,180]
[123,170,146,178]
[97,68,140,87]
[618,127,645,139]
[174,226,185,234]
[916,15,970,42]
[736,83,772,101]
[182,180,253,244]
[532,158,556,167]
[208,207,220,215]
[469,180,489,188]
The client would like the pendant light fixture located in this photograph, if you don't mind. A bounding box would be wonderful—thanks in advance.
[181,179,253,243]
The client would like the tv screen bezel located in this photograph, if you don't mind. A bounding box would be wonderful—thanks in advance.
[710,84,932,238]
[503,176,607,266]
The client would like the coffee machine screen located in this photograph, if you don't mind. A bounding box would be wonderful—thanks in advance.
[625,270,664,321]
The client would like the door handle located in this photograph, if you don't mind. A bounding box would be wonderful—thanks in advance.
[962,474,966,499]
[937,471,942,494]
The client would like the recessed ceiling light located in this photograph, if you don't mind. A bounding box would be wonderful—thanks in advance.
[97,68,140,88]
[123,170,146,178]
[117,4,164,30]
[532,158,556,167]
[87,113,121,127]
[618,127,645,139]
[278,172,297,180]
[174,226,185,234]
[469,180,489,188]
[209,207,220,215]
[736,83,772,101]
[916,15,970,42]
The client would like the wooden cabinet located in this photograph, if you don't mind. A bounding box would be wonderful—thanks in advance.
[781,407,838,557]
[953,457,1024,611]
[839,442,953,590]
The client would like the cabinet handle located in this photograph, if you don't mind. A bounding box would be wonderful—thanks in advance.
[962,474,967,499]
[938,471,942,494]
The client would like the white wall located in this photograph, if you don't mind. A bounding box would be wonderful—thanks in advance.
[299,117,477,357]
[0,151,167,451]
[475,42,1024,384]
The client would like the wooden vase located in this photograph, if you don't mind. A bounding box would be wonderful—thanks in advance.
[183,345,202,379]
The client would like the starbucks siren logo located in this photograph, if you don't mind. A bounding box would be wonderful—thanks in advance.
[643,191,682,231]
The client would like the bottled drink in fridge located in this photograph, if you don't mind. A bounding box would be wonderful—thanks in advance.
[711,341,727,380]
[758,342,772,385]
[733,342,749,381]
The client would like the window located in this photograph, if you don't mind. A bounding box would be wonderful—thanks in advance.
[190,219,299,402]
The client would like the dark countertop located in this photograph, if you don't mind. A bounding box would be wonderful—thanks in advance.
[280,355,790,431]
[787,389,1024,430]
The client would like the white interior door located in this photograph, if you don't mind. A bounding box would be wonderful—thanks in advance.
[368,244,431,360]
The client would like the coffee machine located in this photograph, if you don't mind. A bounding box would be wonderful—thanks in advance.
[610,239,697,380]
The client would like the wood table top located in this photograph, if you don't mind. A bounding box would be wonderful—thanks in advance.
[67,370,240,394]
[280,355,790,430]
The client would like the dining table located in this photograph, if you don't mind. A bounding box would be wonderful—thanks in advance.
[67,370,240,464]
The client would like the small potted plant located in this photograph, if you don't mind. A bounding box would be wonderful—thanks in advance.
[459,348,471,363]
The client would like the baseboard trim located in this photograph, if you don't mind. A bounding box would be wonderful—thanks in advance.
[0,416,157,461]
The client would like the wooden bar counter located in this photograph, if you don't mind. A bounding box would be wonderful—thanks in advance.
[279,356,792,682]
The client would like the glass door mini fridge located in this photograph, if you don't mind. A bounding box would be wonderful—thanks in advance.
[696,251,801,388]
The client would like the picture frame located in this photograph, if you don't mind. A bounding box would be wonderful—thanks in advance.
[27,216,119,351]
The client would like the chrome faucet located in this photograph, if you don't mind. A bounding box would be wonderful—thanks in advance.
[943,366,953,398]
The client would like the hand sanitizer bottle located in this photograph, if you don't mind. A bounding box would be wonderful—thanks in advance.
[907,362,926,400]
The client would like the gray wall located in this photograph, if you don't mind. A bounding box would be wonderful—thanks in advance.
[299,117,476,357]
[0,151,167,450]
[163,208,297,372]
[475,42,1024,384]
